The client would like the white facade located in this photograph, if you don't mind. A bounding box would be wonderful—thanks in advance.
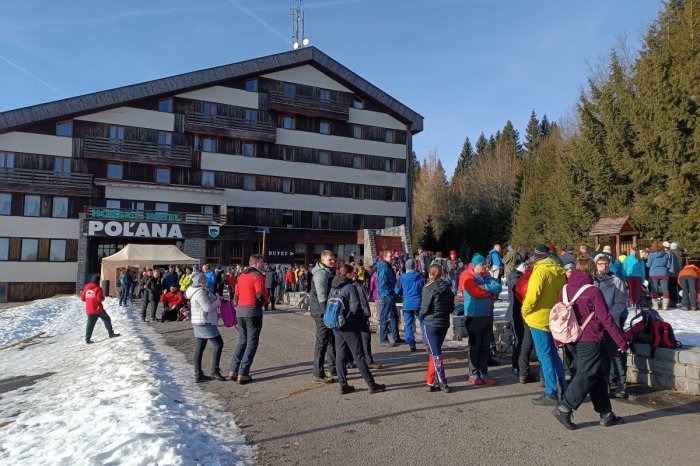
[76,107,174,131]
[0,132,73,157]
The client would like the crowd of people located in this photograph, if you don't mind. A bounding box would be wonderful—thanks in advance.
[81,238,699,431]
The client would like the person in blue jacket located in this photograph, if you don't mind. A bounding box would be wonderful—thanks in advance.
[203,264,217,294]
[395,258,425,352]
[377,250,401,346]
[623,248,646,308]
[487,244,504,281]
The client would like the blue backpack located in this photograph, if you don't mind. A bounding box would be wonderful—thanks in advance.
[323,288,348,330]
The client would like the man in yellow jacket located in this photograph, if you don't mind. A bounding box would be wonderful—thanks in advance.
[521,244,567,406]
[179,266,193,292]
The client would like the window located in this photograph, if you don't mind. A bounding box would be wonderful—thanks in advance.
[0,193,12,215]
[243,142,255,157]
[245,78,258,92]
[206,241,221,263]
[314,244,324,255]
[385,217,395,228]
[203,102,217,115]
[319,213,330,230]
[49,239,67,262]
[353,125,363,139]
[319,120,331,135]
[56,120,72,137]
[229,242,243,263]
[283,115,295,129]
[107,163,123,180]
[155,167,170,184]
[0,237,8,261]
[245,109,257,125]
[319,89,331,101]
[158,98,173,112]
[21,238,38,261]
[97,242,125,260]
[241,207,255,225]
[202,137,217,152]
[54,158,70,175]
[0,152,15,169]
[352,214,363,230]
[52,197,68,218]
[109,125,125,141]
[130,201,144,210]
[158,131,172,146]
[155,202,169,212]
[319,182,330,196]
[244,175,255,191]
[282,178,293,193]
[385,129,395,143]
[318,151,330,165]
[353,154,363,169]
[202,171,215,187]
[385,158,394,172]
[23,195,41,217]
[282,211,294,227]
[353,97,364,109]
[301,211,312,229]
[106,199,121,209]
[282,147,294,161]
[353,185,363,199]
[201,205,214,215]
[385,187,395,201]
[283,82,296,95]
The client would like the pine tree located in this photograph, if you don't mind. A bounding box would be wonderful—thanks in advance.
[524,110,541,153]
[540,114,552,138]
[455,137,475,175]
[421,216,440,251]
[499,120,522,156]
[476,132,488,156]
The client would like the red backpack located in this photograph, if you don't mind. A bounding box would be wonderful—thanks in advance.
[624,309,682,357]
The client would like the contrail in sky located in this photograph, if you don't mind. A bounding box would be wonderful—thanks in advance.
[225,0,291,45]
[0,55,68,98]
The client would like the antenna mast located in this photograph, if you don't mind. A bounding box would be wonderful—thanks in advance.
[291,0,310,50]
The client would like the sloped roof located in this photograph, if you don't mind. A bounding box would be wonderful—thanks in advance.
[589,216,638,236]
[0,47,423,133]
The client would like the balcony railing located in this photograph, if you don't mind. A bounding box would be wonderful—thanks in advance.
[83,136,193,167]
[0,168,93,196]
[268,90,349,120]
[85,206,227,225]
[184,113,277,142]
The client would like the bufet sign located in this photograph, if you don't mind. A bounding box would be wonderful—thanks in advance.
[86,220,183,238]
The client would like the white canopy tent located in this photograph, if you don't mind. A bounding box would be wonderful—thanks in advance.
[100,244,199,296]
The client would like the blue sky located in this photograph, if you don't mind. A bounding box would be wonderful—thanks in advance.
[0,0,662,175]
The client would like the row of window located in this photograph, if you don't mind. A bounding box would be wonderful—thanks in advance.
[102,199,216,216]
[0,238,68,262]
[0,193,69,218]
[1,151,72,174]
[278,114,396,142]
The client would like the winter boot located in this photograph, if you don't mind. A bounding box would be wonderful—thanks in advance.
[662,298,670,311]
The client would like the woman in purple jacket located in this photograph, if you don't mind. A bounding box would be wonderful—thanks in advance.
[552,256,629,430]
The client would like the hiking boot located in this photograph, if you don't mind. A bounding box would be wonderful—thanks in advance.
[613,386,629,399]
[340,384,356,394]
[552,407,577,430]
[409,346,417,352]
[228,371,238,381]
[519,374,538,384]
[380,341,396,347]
[394,338,405,344]
[368,362,383,369]
[237,375,253,385]
[600,412,624,427]
[531,394,559,406]
[469,376,484,385]
[109,333,121,338]
[481,375,497,386]
[210,370,226,381]
[313,375,336,384]
[86,340,94,344]
[195,373,213,384]
[427,384,440,392]
[368,383,386,394]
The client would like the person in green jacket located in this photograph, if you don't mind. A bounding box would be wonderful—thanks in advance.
[521,244,567,406]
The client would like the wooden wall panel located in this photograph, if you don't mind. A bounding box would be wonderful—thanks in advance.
[8,282,76,302]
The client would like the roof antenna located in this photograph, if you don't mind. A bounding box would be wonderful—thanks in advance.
[291,0,310,50]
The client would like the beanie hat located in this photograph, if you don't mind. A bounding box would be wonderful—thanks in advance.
[662,241,671,249]
[534,244,549,260]
[90,275,100,284]
[565,245,574,253]
[594,253,609,263]
[471,254,486,267]
[405,259,416,271]
[602,245,613,254]
[190,272,206,285]
[449,250,457,256]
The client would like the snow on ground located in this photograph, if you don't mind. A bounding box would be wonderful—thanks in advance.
[0,297,254,465]
[625,308,700,348]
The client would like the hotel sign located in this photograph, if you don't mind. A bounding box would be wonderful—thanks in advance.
[86,221,183,238]
[87,208,182,222]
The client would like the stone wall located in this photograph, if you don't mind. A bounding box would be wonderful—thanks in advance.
[183,238,205,264]
[627,345,700,395]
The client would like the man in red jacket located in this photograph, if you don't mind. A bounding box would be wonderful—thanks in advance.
[80,275,120,344]
[160,284,185,322]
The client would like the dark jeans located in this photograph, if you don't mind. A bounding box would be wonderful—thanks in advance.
[601,332,626,385]
[118,285,129,306]
[85,312,115,342]
[142,294,160,320]
[378,296,400,343]
[562,341,612,414]
[334,325,375,387]
[161,305,182,322]
[313,315,336,377]
[680,276,698,310]
[359,317,374,363]
[230,316,263,376]
[511,310,524,370]
[195,335,224,376]
[466,316,493,376]
[266,288,276,309]
[668,277,679,305]
[518,321,536,377]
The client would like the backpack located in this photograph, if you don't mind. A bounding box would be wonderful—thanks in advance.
[624,308,682,357]
[549,284,595,345]
[323,287,348,330]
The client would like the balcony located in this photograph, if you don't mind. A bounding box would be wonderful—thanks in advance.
[184,113,277,142]
[85,206,226,225]
[268,90,349,121]
[0,168,93,197]
[83,136,193,167]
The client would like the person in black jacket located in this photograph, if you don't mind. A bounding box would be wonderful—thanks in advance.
[142,270,163,322]
[264,265,278,310]
[419,264,455,393]
[309,250,337,383]
[331,264,386,395]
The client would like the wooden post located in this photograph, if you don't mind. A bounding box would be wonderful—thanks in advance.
[633,234,638,249]
[616,234,621,258]
[262,230,266,257]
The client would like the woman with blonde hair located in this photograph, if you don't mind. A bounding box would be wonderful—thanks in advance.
[419,264,455,392]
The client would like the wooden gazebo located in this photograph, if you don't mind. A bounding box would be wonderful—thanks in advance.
[588,216,639,258]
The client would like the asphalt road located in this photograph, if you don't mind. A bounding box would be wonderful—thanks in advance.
[154,306,700,466]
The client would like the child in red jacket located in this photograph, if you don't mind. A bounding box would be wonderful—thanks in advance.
[80,276,120,344]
